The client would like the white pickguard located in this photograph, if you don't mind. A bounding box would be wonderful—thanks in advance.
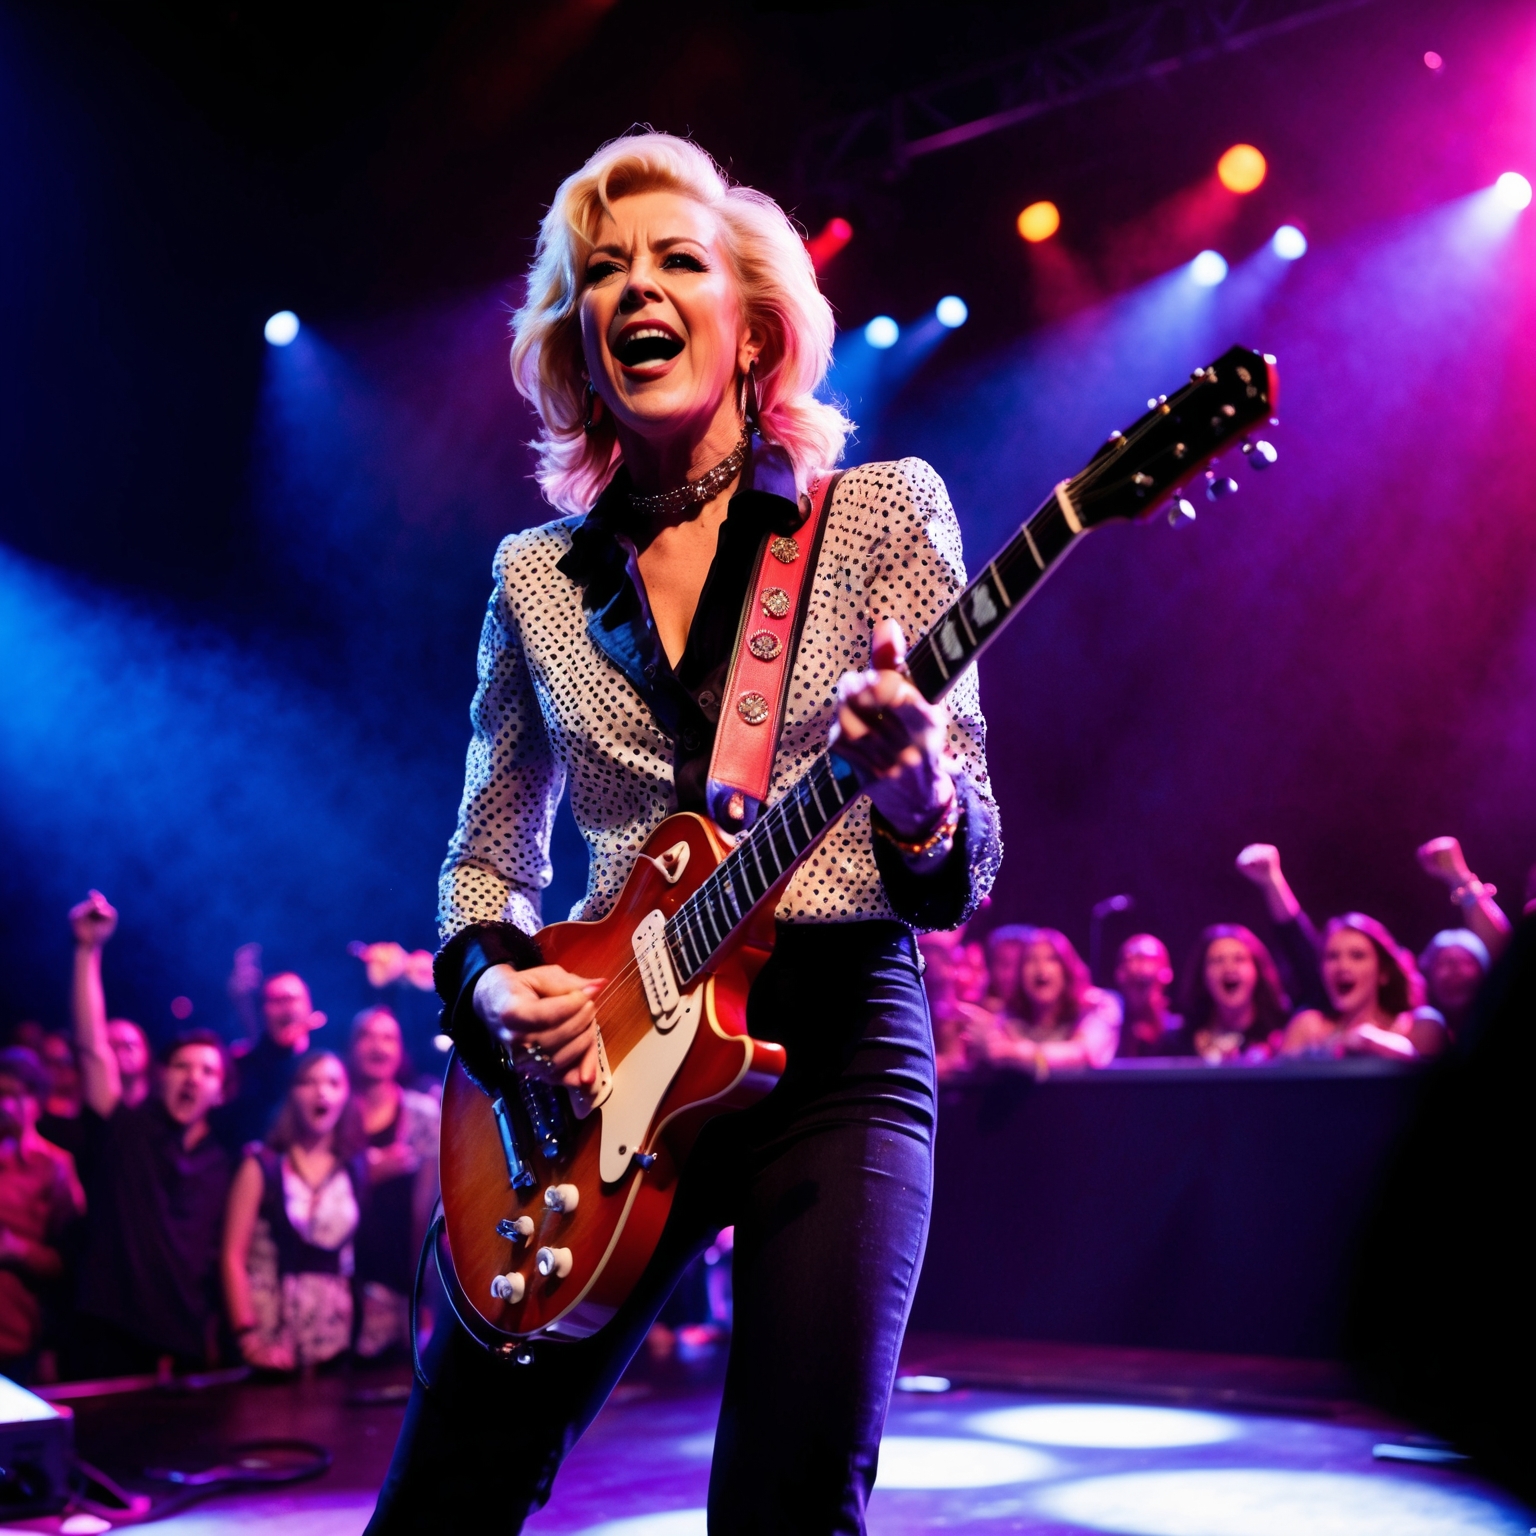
[594,910,703,1185]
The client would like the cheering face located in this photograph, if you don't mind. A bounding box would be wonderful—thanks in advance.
[1116,938,1172,1007]
[1427,944,1483,1013]
[352,1013,404,1086]
[1204,937,1258,1015]
[262,973,316,1050]
[579,191,755,444]
[0,1076,34,1140]
[291,1055,349,1138]
[1321,928,1382,1015]
[161,1044,226,1127]
[1019,941,1067,1011]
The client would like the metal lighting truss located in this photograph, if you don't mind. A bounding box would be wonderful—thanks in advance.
[794,0,1380,193]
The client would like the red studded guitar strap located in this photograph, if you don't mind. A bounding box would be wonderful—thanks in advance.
[704,471,842,833]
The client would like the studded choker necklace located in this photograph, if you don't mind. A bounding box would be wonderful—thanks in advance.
[628,432,749,520]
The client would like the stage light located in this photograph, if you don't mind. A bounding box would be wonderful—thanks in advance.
[264,310,300,346]
[1271,224,1308,260]
[1424,50,1444,71]
[574,1513,706,1536]
[1034,1468,1518,1536]
[805,216,854,271]
[864,315,899,349]
[1190,249,1229,286]
[970,1403,1240,1449]
[935,296,969,328]
[874,1437,1055,1489]
[1217,144,1267,194]
[896,1374,952,1393]
[433,1033,453,1052]
[1494,172,1532,211]
[170,996,194,1020]
[1017,200,1061,243]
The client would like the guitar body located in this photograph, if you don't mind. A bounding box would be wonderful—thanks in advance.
[440,812,787,1341]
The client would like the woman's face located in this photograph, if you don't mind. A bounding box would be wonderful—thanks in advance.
[579,190,755,445]
[1322,928,1382,1014]
[291,1056,349,1138]
[1427,944,1483,1013]
[352,1014,403,1085]
[1020,941,1066,1009]
[1205,937,1258,1015]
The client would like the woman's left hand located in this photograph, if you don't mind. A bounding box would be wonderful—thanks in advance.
[831,618,955,839]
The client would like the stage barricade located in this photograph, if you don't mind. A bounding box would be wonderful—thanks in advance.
[910,1059,1427,1359]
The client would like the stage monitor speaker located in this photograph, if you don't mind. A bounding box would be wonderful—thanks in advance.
[0,1374,72,1518]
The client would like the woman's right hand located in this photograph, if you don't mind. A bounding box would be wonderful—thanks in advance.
[473,964,605,1091]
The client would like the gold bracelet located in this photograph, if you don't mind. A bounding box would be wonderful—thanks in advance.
[872,801,960,859]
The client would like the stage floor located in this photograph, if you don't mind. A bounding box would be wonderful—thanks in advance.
[13,1337,1531,1535]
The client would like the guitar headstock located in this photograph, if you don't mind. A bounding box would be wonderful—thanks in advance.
[1074,345,1279,527]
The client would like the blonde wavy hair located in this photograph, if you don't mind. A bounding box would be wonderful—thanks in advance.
[510,132,852,513]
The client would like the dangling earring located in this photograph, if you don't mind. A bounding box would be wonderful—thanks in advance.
[743,357,762,435]
[584,381,602,435]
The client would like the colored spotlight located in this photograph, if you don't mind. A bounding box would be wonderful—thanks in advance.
[1216,144,1267,194]
[1271,224,1308,260]
[1423,50,1444,71]
[1017,200,1061,243]
[805,216,854,271]
[935,295,968,328]
[971,1404,1240,1449]
[264,310,300,346]
[1494,172,1532,211]
[864,315,899,349]
[1190,249,1229,286]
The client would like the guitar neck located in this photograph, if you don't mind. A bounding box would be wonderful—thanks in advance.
[907,483,1084,703]
[665,482,1088,984]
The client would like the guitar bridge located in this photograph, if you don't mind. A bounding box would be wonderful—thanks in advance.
[518,1074,569,1161]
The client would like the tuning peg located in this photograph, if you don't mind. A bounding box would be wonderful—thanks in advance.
[1167,498,1197,527]
[1205,471,1239,502]
[1242,439,1278,470]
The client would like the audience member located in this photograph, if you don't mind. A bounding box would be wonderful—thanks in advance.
[349,1007,439,1361]
[1233,844,1328,1012]
[1416,836,1512,962]
[916,931,969,1079]
[67,890,234,1376]
[1281,914,1439,1059]
[985,928,1121,1074]
[1181,925,1290,1063]
[223,1049,366,1372]
[0,1047,85,1381]
[1113,935,1192,1058]
[222,944,328,1148]
[1418,929,1490,1042]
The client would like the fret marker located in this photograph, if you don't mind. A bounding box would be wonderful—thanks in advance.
[1054,480,1084,535]
[969,582,999,628]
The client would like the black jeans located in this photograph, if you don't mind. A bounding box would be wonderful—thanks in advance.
[366,921,935,1535]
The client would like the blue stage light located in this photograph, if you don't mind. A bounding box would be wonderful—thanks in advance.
[1034,1468,1519,1535]
[1271,225,1308,260]
[935,296,969,328]
[1190,250,1229,287]
[574,1514,706,1536]
[1494,171,1532,211]
[864,315,900,349]
[970,1403,1240,1449]
[874,1436,1055,1489]
[264,310,300,346]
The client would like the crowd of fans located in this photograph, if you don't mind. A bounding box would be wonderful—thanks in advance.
[0,892,440,1385]
[1,833,1524,1384]
[925,835,1526,1080]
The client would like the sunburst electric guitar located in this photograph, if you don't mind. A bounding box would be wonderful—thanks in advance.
[439,345,1279,1343]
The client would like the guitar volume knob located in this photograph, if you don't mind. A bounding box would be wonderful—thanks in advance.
[536,1246,573,1280]
[545,1183,580,1214]
[490,1272,526,1303]
[496,1215,536,1242]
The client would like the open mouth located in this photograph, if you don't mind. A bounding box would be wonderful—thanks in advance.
[615,326,684,367]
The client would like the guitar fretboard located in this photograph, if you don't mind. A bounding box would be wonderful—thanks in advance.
[664,484,1087,981]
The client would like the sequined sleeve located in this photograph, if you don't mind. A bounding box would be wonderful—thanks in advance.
[437,535,567,944]
[861,457,1003,930]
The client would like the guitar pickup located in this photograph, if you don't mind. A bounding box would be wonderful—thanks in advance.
[633,909,682,1023]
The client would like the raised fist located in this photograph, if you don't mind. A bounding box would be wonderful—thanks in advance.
[69,890,118,949]
[1417,836,1473,888]
[1236,844,1282,885]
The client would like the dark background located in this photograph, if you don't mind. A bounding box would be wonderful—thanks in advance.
[2,0,1532,1051]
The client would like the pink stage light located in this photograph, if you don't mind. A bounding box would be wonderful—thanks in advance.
[805,217,853,271]
[1423,51,1444,72]
[1494,172,1532,211]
